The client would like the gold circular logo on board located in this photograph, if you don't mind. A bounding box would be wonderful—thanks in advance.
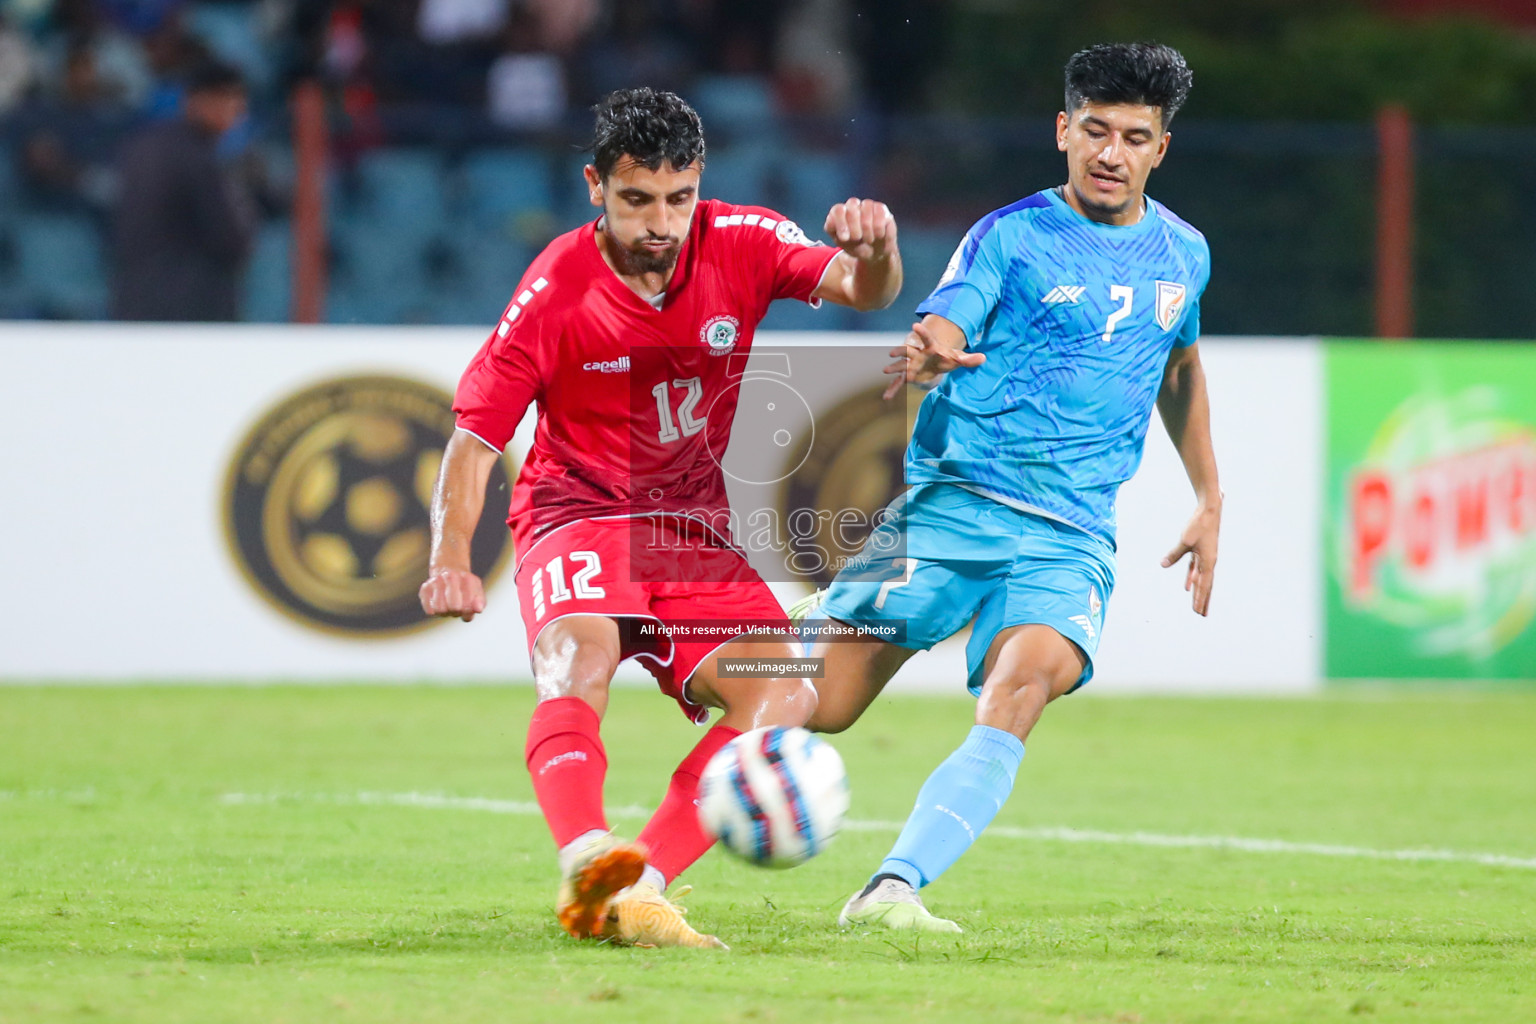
[778,385,912,588]
[224,374,514,636]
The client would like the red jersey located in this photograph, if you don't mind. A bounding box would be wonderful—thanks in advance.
[454,199,840,555]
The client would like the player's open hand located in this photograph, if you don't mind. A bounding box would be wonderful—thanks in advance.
[419,567,487,622]
[825,198,896,262]
[1161,502,1221,616]
[883,319,986,399]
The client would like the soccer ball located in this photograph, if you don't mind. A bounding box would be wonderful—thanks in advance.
[697,726,850,868]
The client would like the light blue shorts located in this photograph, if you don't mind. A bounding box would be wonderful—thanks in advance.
[818,484,1116,693]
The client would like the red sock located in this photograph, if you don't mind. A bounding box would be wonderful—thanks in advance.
[636,724,741,883]
[524,697,608,847]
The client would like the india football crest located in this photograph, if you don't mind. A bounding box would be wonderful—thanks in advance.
[1155,281,1187,332]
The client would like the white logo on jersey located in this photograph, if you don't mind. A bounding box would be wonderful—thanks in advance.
[1155,280,1188,331]
[583,357,630,373]
[774,219,813,246]
[1089,586,1102,618]
[1069,614,1097,640]
[700,314,740,355]
[1042,285,1087,304]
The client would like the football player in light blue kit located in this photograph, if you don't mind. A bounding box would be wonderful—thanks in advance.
[801,42,1223,931]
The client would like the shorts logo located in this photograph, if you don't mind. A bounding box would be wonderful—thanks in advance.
[775,219,813,246]
[1155,280,1187,331]
[223,375,514,636]
[1089,586,1102,619]
[701,314,740,355]
[1069,614,1097,640]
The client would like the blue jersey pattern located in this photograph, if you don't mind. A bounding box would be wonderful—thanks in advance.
[911,187,1211,544]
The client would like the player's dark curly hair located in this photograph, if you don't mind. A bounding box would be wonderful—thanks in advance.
[1064,43,1193,127]
[590,88,706,180]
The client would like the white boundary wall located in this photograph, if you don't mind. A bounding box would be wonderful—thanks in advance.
[0,324,1320,692]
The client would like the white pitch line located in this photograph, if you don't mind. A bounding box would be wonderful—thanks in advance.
[218,791,1536,871]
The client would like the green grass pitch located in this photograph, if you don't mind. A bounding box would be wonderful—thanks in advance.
[2,685,1534,1023]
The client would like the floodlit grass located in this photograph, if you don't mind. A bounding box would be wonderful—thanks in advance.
[2,685,1534,1023]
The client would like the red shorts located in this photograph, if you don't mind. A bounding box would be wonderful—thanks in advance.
[514,516,792,722]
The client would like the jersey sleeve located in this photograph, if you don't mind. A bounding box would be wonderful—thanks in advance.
[1173,239,1212,349]
[916,218,1009,342]
[453,294,548,451]
[723,207,840,306]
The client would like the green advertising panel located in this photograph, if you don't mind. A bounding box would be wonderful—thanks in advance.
[1326,341,1536,680]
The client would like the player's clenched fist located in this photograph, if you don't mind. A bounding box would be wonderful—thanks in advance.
[825,197,896,262]
[419,567,487,622]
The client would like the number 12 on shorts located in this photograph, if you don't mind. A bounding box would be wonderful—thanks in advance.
[530,551,605,618]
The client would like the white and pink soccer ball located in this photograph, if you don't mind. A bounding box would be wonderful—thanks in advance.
[698,726,850,868]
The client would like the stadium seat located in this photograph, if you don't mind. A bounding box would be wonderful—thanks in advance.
[456,148,557,240]
[0,155,19,206]
[328,219,430,323]
[242,220,290,322]
[691,75,777,129]
[700,147,771,207]
[351,149,449,236]
[557,151,598,226]
[451,232,534,321]
[777,152,857,228]
[13,213,108,319]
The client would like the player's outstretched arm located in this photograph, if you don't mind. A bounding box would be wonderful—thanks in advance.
[1156,343,1222,616]
[882,314,986,399]
[419,429,500,622]
[814,198,902,312]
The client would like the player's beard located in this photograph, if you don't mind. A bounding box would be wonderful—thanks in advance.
[603,223,681,277]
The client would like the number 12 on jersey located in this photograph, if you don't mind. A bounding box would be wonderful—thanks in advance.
[652,376,705,443]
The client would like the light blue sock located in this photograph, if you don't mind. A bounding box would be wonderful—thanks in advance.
[873,725,1024,890]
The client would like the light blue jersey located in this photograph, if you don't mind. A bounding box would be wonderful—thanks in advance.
[910,187,1211,544]
[819,186,1210,690]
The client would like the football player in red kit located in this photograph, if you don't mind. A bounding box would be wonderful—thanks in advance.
[419,88,901,948]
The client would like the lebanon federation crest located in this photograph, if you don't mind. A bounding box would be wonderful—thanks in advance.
[1155,280,1188,332]
[700,314,740,355]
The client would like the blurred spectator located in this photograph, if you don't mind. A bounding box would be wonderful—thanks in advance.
[523,0,597,54]
[15,44,133,216]
[97,0,185,37]
[575,1,692,104]
[416,0,506,45]
[776,0,856,115]
[43,0,157,109]
[139,13,216,116]
[110,59,257,321]
[486,6,566,130]
[0,13,38,114]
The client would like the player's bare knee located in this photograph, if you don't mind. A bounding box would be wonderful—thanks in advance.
[749,675,818,725]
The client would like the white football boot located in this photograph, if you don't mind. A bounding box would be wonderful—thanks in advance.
[838,877,963,934]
